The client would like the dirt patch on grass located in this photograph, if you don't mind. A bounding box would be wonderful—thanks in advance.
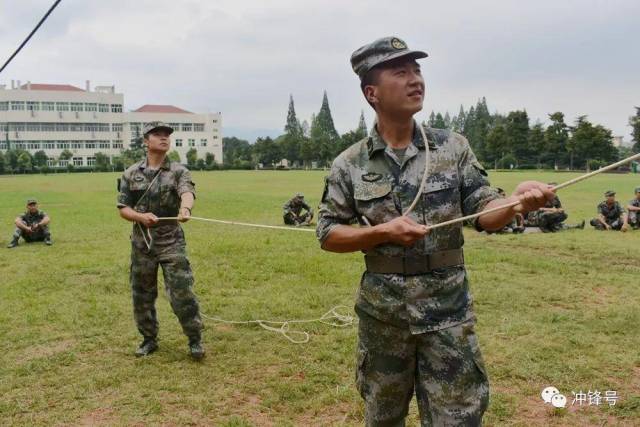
[19,338,75,363]
[294,401,357,426]
[75,407,116,426]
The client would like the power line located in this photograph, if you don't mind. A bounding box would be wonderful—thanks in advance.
[0,0,63,75]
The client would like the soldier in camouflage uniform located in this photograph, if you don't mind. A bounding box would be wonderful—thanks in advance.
[589,190,629,231]
[526,183,584,232]
[626,187,640,229]
[7,199,52,248]
[283,193,314,226]
[317,36,554,426]
[117,122,205,360]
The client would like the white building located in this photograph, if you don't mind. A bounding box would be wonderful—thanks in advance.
[0,80,222,168]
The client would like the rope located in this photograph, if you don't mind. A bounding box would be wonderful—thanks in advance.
[403,122,431,216]
[200,305,354,344]
[158,216,316,233]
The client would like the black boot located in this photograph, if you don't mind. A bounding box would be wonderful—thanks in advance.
[44,237,53,245]
[7,237,18,248]
[189,339,205,360]
[135,338,158,357]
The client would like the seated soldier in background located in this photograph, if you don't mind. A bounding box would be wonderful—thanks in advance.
[627,187,640,229]
[590,190,629,231]
[527,182,585,232]
[496,188,524,233]
[283,193,314,226]
[7,199,52,248]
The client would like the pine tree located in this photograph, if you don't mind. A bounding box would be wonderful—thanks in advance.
[454,105,466,132]
[357,110,368,138]
[284,94,303,138]
[444,112,451,129]
[310,91,341,165]
[433,113,446,129]
[545,112,569,169]
[629,107,640,153]
[428,111,436,127]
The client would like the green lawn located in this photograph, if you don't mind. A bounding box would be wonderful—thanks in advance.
[0,170,639,426]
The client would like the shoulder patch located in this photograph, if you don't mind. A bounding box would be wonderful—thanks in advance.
[361,172,382,183]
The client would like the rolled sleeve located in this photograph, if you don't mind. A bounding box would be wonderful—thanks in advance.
[316,159,357,245]
[177,169,196,199]
[457,136,501,230]
[117,174,132,209]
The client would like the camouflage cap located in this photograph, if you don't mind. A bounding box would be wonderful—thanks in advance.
[604,190,616,197]
[26,198,37,205]
[295,192,304,199]
[635,187,640,193]
[143,121,173,137]
[351,36,428,80]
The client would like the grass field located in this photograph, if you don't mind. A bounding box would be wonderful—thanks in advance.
[1,169,639,426]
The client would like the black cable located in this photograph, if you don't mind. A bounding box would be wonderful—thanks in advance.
[0,0,63,75]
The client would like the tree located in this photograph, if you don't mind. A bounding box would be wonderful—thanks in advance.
[528,123,546,168]
[59,149,73,161]
[433,113,446,129]
[544,112,570,169]
[310,91,341,165]
[253,136,281,167]
[94,152,111,171]
[452,105,466,132]
[168,151,181,163]
[485,124,509,168]
[0,150,5,174]
[205,152,216,169]
[357,111,368,137]
[444,112,451,129]
[222,137,253,167]
[17,151,32,173]
[196,158,206,170]
[186,148,198,168]
[505,110,531,165]
[428,111,436,127]
[33,150,48,169]
[630,107,640,153]
[569,116,617,169]
[284,94,303,138]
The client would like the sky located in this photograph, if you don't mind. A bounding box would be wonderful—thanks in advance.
[0,0,638,142]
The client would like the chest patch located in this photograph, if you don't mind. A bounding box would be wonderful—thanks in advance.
[362,172,383,183]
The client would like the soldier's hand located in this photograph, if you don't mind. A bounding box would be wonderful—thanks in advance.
[604,223,612,230]
[511,181,555,214]
[382,216,429,247]
[138,213,159,227]
[621,223,629,232]
[177,207,191,223]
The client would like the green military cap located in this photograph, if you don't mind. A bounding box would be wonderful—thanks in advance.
[351,36,428,80]
[26,198,37,205]
[604,190,616,197]
[295,192,304,199]
[143,121,173,136]
[635,187,640,193]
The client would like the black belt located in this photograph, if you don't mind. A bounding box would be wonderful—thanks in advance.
[364,249,464,275]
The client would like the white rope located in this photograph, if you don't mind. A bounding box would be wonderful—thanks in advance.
[403,122,431,216]
[158,216,316,233]
[200,305,355,344]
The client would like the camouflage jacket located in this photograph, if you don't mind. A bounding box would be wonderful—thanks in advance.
[117,157,196,249]
[629,198,640,209]
[317,122,500,333]
[283,198,312,216]
[19,210,47,226]
[597,201,624,221]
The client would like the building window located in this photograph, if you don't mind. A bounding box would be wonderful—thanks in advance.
[200,139,207,147]
[0,142,7,149]
[69,124,83,132]
[11,101,25,110]
[212,119,218,123]
[169,123,180,129]
[188,139,195,147]
[56,102,69,111]
[26,101,40,111]
[58,159,69,167]
[13,142,25,149]
[27,142,40,150]
[70,102,83,112]
[129,123,141,135]
[26,123,40,131]
[87,157,96,166]
[10,123,26,131]
[41,123,55,131]
[43,141,55,149]
[41,102,55,111]
[47,158,56,167]
[56,141,69,149]
[194,123,204,132]
[85,103,97,112]
[0,101,8,111]
[112,140,123,149]
[71,142,84,149]
[175,139,183,147]
[111,123,123,132]
[111,104,122,113]
[213,135,218,139]
[73,157,84,166]
[85,142,96,149]
[99,141,110,149]
[55,123,69,132]
[98,103,109,112]
[182,123,193,132]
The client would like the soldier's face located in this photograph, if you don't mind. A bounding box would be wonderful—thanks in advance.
[606,196,615,204]
[27,203,37,213]
[636,192,640,200]
[144,131,171,153]
[366,58,425,117]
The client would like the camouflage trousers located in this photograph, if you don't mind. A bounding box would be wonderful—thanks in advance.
[356,311,489,426]
[589,218,623,230]
[629,211,639,228]
[283,211,313,225]
[13,225,51,242]
[130,240,203,342]
[537,211,567,232]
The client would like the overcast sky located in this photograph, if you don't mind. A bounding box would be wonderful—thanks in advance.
[1,0,638,142]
